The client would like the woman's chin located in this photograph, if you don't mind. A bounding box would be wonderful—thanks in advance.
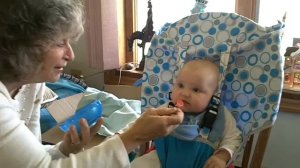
[45,75,61,83]
[51,76,61,82]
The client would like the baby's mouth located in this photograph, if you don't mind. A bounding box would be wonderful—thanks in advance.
[182,100,189,105]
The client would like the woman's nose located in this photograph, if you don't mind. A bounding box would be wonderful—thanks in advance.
[64,41,75,62]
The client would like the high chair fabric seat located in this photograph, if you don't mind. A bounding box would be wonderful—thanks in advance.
[140,12,284,167]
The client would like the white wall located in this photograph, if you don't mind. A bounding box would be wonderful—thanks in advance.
[262,111,300,168]
[65,34,104,90]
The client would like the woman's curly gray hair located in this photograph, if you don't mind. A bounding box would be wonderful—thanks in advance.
[0,0,84,82]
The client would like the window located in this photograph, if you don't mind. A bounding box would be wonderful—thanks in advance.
[103,0,258,84]
[135,0,236,64]
[258,0,299,54]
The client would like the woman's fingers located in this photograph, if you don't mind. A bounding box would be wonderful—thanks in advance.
[69,118,102,146]
[120,107,184,153]
[148,107,182,115]
[148,107,184,125]
[69,125,80,145]
[79,119,90,146]
[133,108,183,138]
[90,118,103,136]
[164,109,184,125]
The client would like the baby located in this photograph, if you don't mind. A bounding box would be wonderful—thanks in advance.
[131,59,241,168]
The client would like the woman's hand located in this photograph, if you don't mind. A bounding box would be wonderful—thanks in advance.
[59,118,103,156]
[119,107,184,153]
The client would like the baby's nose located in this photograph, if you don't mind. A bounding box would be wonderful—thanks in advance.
[180,89,191,97]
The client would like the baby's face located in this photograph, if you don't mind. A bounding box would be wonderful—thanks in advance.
[171,63,218,113]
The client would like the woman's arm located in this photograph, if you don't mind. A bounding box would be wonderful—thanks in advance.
[0,100,183,167]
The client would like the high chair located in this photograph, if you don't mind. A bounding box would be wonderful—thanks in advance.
[140,12,284,168]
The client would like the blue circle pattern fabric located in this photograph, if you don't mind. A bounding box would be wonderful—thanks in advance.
[141,12,284,137]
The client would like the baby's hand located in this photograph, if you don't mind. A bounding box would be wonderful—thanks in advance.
[203,155,226,168]
[204,149,230,168]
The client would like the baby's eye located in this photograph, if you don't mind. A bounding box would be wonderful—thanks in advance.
[193,88,206,93]
[193,88,200,93]
[178,83,184,88]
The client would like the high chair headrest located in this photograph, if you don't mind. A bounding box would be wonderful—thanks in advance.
[141,12,284,136]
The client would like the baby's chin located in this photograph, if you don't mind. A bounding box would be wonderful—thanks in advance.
[183,109,205,113]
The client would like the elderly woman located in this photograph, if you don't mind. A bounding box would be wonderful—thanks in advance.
[0,0,183,167]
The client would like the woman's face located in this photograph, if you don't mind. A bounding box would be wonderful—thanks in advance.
[33,39,75,83]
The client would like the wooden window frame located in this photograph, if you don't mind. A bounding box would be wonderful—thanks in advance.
[235,0,257,20]
[104,0,140,86]
[124,0,136,64]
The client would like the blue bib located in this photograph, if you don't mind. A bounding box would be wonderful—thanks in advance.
[155,136,214,168]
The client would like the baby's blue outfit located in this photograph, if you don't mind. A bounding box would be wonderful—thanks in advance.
[155,135,214,168]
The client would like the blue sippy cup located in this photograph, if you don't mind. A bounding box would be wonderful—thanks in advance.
[59,100,102,133]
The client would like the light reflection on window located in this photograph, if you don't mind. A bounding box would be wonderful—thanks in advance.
[258,0,300,54]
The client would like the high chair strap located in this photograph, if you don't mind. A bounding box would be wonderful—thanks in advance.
[201,96,220,129]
